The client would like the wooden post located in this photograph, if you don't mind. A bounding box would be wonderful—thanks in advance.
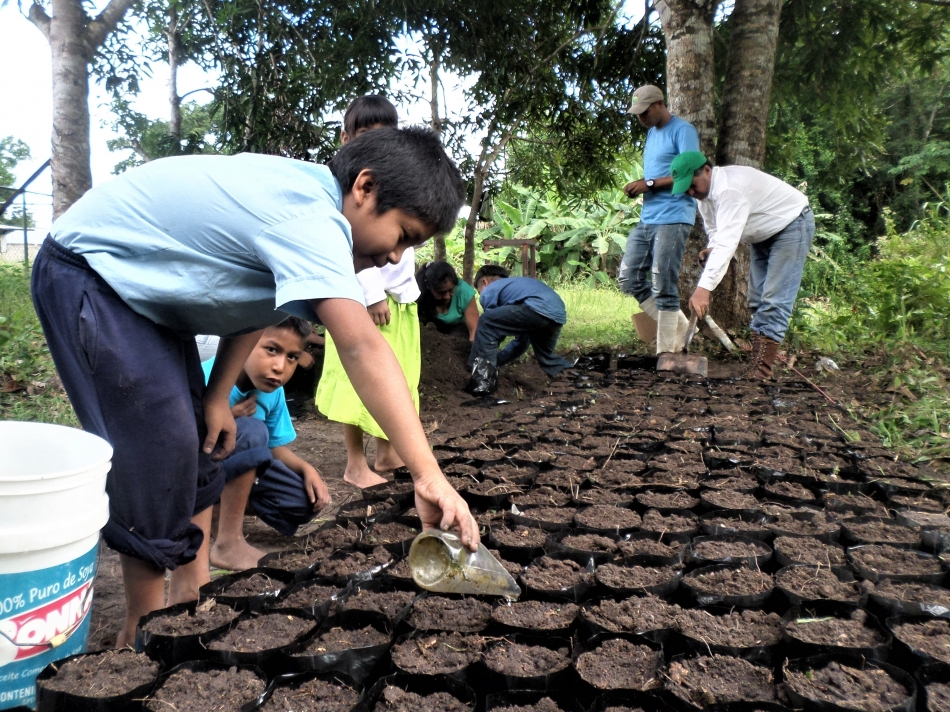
[482,239,538,278]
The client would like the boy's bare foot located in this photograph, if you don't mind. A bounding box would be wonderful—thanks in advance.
[343,461,388,488]
[210,539,265,572]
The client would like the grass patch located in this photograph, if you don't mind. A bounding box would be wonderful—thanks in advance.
[556,283,640,351]
[0,264,77,425]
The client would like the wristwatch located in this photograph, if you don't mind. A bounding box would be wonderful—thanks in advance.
[645,179,655,192]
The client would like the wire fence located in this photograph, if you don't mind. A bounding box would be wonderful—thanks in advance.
[0,237,42,265]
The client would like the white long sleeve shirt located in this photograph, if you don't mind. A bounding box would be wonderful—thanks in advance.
[356,246,420,305]
[697,166,809,291]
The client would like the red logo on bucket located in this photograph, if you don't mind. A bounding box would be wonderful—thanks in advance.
[0,582,93,664]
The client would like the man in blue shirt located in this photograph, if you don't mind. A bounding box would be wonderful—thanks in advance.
[467,266,573,395]
[618,84,700,358]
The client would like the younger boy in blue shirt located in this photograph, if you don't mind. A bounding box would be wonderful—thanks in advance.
[31,127,480,648]
[467,266,573,395]
[201,316,328,571]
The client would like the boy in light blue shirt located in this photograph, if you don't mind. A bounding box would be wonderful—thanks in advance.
[201,316,327,571]
[32,126,481,648]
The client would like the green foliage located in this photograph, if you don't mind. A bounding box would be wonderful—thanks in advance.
[556,283,636,350]
[0,136,34,229]
[476,159,641,286]
[107,99,222,173]
[0,265,77,425]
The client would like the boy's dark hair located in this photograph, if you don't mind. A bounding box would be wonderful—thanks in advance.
[271,316,312,345]
[328,126,465,235]
[474,264,509,286]
[343,95,398,136]
[415,261,460,324]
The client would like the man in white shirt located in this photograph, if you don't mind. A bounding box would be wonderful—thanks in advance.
[669,151,815,379]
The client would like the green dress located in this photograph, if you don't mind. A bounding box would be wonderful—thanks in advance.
[315,296,420,439]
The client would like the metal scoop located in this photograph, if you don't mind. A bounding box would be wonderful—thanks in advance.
[408,530,521,600]
[656,313,708,376]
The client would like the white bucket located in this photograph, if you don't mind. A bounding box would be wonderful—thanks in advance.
[0,421,111,710]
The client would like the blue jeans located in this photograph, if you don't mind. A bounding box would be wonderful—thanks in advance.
[618,222,692,311]
[468,304,573,377]
[748,209,815,343]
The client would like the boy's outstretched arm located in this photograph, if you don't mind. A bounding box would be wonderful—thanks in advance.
[272,446,331,511]
[204,331,264,460]
[313,297,480,551]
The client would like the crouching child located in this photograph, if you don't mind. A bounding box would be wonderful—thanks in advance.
[467,266,573,395]
[202,317,329,571]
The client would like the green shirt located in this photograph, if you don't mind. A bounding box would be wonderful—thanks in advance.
[434,280,476,325]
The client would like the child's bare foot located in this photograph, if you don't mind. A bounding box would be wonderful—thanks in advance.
[210,539,265,572]
[373,438,405,472]
[343,462,388,488]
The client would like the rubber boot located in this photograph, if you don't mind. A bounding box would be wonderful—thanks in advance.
[746,333,780,380]
[632,296,658,346]
[655,310,681,355]
[673,310,690,351]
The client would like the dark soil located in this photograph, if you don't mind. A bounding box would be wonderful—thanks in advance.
[824,492,882,513]
[208,613,313,652]
[776,567,866,603]
[482,464,538,482]
[519,507,578,526]
[464,480,523,497]
[701,489,761,510]
[511,487,572,508]
[769,512,839,538]
[492,698,565,712]
[890,493,947,512]
[684,567,774,597]
[890,618,950,663]
[927,682,950,712]
[222,573,285,596]
[385,558,412,581]
[640,509,697,535]
[575,505,642,530]
[784,661,909,711]
[873,581,950,607]
[764,481,816,502]
[261,676,360,711]
[561,534,619,554]
[491,600,578,630]
[574,638,661,690]
[703,475,758,491]
[636,491,700,510]
[391,631,484,674]
[676,609,782,647]
[583,596,680,634]
[316,547,392,577]
[789,611,882,653]
[850,544,944,577]
[407,596,492,632]
[702,514,771,534]
[489,549,525,578]
[363,521,419,547]
[264,547,329,572]
[595,564,679,591]
[145,667,265,711]
[342,589,415,619]
[490,526,547,548]
[484,640,571,677]
[522,556,593,592]
[844,518,920,546]
[273,582,342,612]
[665,655,776,706]
[301,625,390,654]
[774,536,847,567]
[40,649,159,697]
[616,538,685,559]
[141,601,240,635]
[301,522,363,551]
[375,685,473,712]
[692,539,769,561]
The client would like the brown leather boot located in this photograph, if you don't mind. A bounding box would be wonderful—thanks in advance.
[746,333,779,380]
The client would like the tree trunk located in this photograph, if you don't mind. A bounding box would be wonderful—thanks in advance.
[428,46,447,262]
[716,0,782,168]
[462,132,511,284]
[30,0,136,218]
[168,6,182,141]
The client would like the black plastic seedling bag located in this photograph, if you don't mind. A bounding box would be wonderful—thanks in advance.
[466,357,498,396]
[36,649,160,712]
[135,598,243,669]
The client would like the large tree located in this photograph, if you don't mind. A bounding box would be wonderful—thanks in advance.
[27,0,136,218]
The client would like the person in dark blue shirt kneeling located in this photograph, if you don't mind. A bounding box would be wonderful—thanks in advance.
[467,265,574,395]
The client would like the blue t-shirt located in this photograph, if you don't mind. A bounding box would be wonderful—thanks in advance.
[201,357,296,449]
[52,154,365,337]
[641,116,700,225]
[480,277,567,325]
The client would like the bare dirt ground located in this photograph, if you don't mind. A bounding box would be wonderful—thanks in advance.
[85,327,949,651]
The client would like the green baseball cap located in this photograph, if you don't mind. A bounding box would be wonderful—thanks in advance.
[670,151,709,195]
